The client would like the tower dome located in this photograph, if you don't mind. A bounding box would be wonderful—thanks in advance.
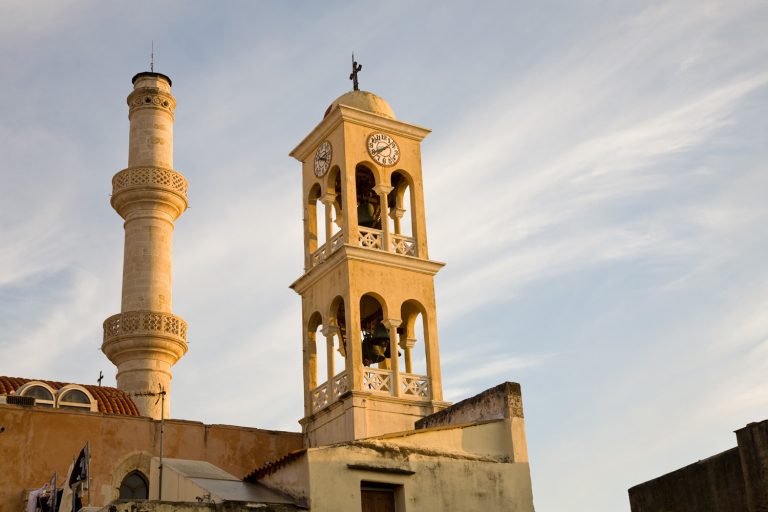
[324,90,396,120]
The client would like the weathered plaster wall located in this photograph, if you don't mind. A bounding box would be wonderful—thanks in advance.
[628,448,747,512]
[0,405,302,510]
[306,444,534,512]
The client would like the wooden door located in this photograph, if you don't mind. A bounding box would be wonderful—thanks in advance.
[361,488,396,512]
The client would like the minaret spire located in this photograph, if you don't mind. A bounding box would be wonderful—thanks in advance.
[102,71,188,420]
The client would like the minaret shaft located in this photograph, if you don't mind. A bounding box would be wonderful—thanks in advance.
[102,72,188,420]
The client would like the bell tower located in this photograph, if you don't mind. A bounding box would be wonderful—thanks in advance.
[290,88,449,447]
[102,72,188,420]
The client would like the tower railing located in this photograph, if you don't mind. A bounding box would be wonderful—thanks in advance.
[310,231,344,268]
[310,368,430,413]
[357,227,417,256]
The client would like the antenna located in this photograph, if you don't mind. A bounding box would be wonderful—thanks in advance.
[151,41,154,72]
[132,384,166,499]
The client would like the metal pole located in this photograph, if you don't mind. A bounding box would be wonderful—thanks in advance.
[158,390,165,500]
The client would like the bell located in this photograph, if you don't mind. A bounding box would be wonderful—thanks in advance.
[372,322,390,344]
[362,333,387,365]
[362,323,390,365]
[357,201,376,228]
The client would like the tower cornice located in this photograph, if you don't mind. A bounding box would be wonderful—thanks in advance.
[290,244,445,295]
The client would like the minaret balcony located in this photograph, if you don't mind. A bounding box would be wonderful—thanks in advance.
[310,368,431,413]
[102,310,188,363]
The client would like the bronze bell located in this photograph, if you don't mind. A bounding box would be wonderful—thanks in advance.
[357,200,376,228]
[362,323,390,365]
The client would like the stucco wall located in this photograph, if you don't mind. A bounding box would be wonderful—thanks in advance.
[0,404,302,510]
[306,444,533,512]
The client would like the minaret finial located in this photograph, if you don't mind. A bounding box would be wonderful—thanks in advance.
[150,40,154,72]
[350,53,362,91]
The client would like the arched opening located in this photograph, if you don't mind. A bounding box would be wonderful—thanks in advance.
[326,166,343,238]
[119,470,148,500]
[307,312,323,392]
[388,171,416,256]
[307,184,324,261]
[359,293,394,394]
[400,300,431,399]
[329,296,347,375]
[355,164,382,234]
[360,294,387,367]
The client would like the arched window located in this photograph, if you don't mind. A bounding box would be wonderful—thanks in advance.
[119,470,148,499]
[58,386,96,412]
[18,382,55,408]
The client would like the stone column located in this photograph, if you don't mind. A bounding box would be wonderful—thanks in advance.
[102,72,188,420]
[373,184,393,252]
[400,337,417,374]
[390,207,405,236]
[321,324,339,382]
[382,319,402,397]
[321,193,336,245]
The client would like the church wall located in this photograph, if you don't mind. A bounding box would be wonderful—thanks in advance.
[304,444,534,512]
[0,404,302,510]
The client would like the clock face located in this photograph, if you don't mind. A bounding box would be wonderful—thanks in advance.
[314,141,332,177]
[367,133,400,167]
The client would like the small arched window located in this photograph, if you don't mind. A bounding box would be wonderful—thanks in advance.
[119,470,148,499]
[58,387,95,412]
[19,383,55,408]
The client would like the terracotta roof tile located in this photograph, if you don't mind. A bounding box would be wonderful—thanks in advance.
[244,449,308,482]
[0,376,140,416]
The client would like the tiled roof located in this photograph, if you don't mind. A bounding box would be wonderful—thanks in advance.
[0,376,140,416]
[244,449,307,482]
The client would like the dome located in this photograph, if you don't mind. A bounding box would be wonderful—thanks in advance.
[324,90,396,120]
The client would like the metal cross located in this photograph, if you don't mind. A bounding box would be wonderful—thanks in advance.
[97,370,103,387]
[350,53,362,91]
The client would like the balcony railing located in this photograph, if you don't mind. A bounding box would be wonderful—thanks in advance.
[310,228,418,270]
[357,226,383,250]
[357,227,417,256]
[391,233,417,256]
[311,231,344,267]
[311,368,430,412]
[311,371,349,411]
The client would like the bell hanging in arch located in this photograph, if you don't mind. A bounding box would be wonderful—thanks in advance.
[361,322,390,365]
[357,200,376,228]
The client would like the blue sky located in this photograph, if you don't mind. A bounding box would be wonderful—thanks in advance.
[1,1,767,510]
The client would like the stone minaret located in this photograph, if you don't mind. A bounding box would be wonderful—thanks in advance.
[102,72,188,419]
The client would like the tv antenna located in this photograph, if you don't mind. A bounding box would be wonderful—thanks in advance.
[150,41,154,72]
[133,385,166,499]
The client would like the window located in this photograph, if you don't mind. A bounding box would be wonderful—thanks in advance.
[119,471,148,499]
[19,384,55,408]
[361,482,398,512]
[58,388,94,411]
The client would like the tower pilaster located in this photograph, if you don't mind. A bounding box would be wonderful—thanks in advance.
[102,72,188,419]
